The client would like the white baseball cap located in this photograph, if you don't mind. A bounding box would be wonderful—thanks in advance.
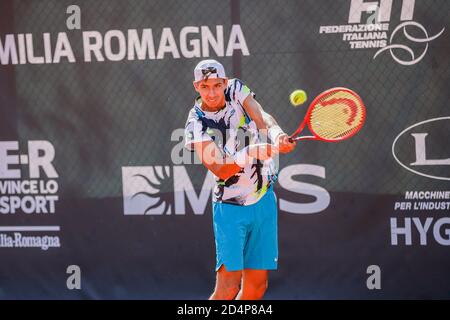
[193,59,226,82]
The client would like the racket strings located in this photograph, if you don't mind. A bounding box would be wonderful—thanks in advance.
[310,91,365,140]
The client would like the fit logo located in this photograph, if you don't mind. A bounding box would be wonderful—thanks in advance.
[319,0,444,66]
[349,0,415,23]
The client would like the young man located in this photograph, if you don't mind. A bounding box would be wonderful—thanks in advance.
[184,59,296,300]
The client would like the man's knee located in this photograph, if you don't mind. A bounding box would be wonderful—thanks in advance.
[213,282,241,299]
[243,280,268,299]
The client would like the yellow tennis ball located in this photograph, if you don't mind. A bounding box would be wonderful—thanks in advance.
[290,89,307,106]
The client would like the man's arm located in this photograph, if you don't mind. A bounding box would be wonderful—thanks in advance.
[192,140,278,181]
[193,140,242,180]
[242,95,296,153]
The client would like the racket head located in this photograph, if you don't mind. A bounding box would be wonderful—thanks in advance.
[297,87,366,142]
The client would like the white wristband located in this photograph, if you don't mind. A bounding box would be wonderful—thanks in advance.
[233,146,254,168]
[268,126,284,143]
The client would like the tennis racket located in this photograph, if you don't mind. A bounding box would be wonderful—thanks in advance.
[289,87,366,142]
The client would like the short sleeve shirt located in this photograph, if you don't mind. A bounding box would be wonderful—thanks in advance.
[184,78,278,206]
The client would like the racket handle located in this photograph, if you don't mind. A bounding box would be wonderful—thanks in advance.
[289,136,317,142]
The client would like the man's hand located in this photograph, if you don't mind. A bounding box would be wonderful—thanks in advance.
[247,143,279,161]
[275,133,296,153]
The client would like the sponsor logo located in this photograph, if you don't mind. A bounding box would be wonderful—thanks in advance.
[0,227,61,251]
[0,141,61,249]
[390,117,450,245]
[123,129,331,216]
[391,116,450,246]
[0,25,249,65]
[392,117,450,181]
[122,164,330,215]
[391,191,450,246]
[319,0,445,65]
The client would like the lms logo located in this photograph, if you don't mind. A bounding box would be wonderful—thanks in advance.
[122,164,331,215]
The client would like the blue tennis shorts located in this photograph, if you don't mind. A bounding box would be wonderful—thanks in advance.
[212,188,278,272]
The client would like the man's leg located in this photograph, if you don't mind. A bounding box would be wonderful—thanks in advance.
[236,269,268,300]
[209,265,242,300]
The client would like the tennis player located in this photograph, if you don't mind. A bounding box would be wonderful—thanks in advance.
[184,59,296,300]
